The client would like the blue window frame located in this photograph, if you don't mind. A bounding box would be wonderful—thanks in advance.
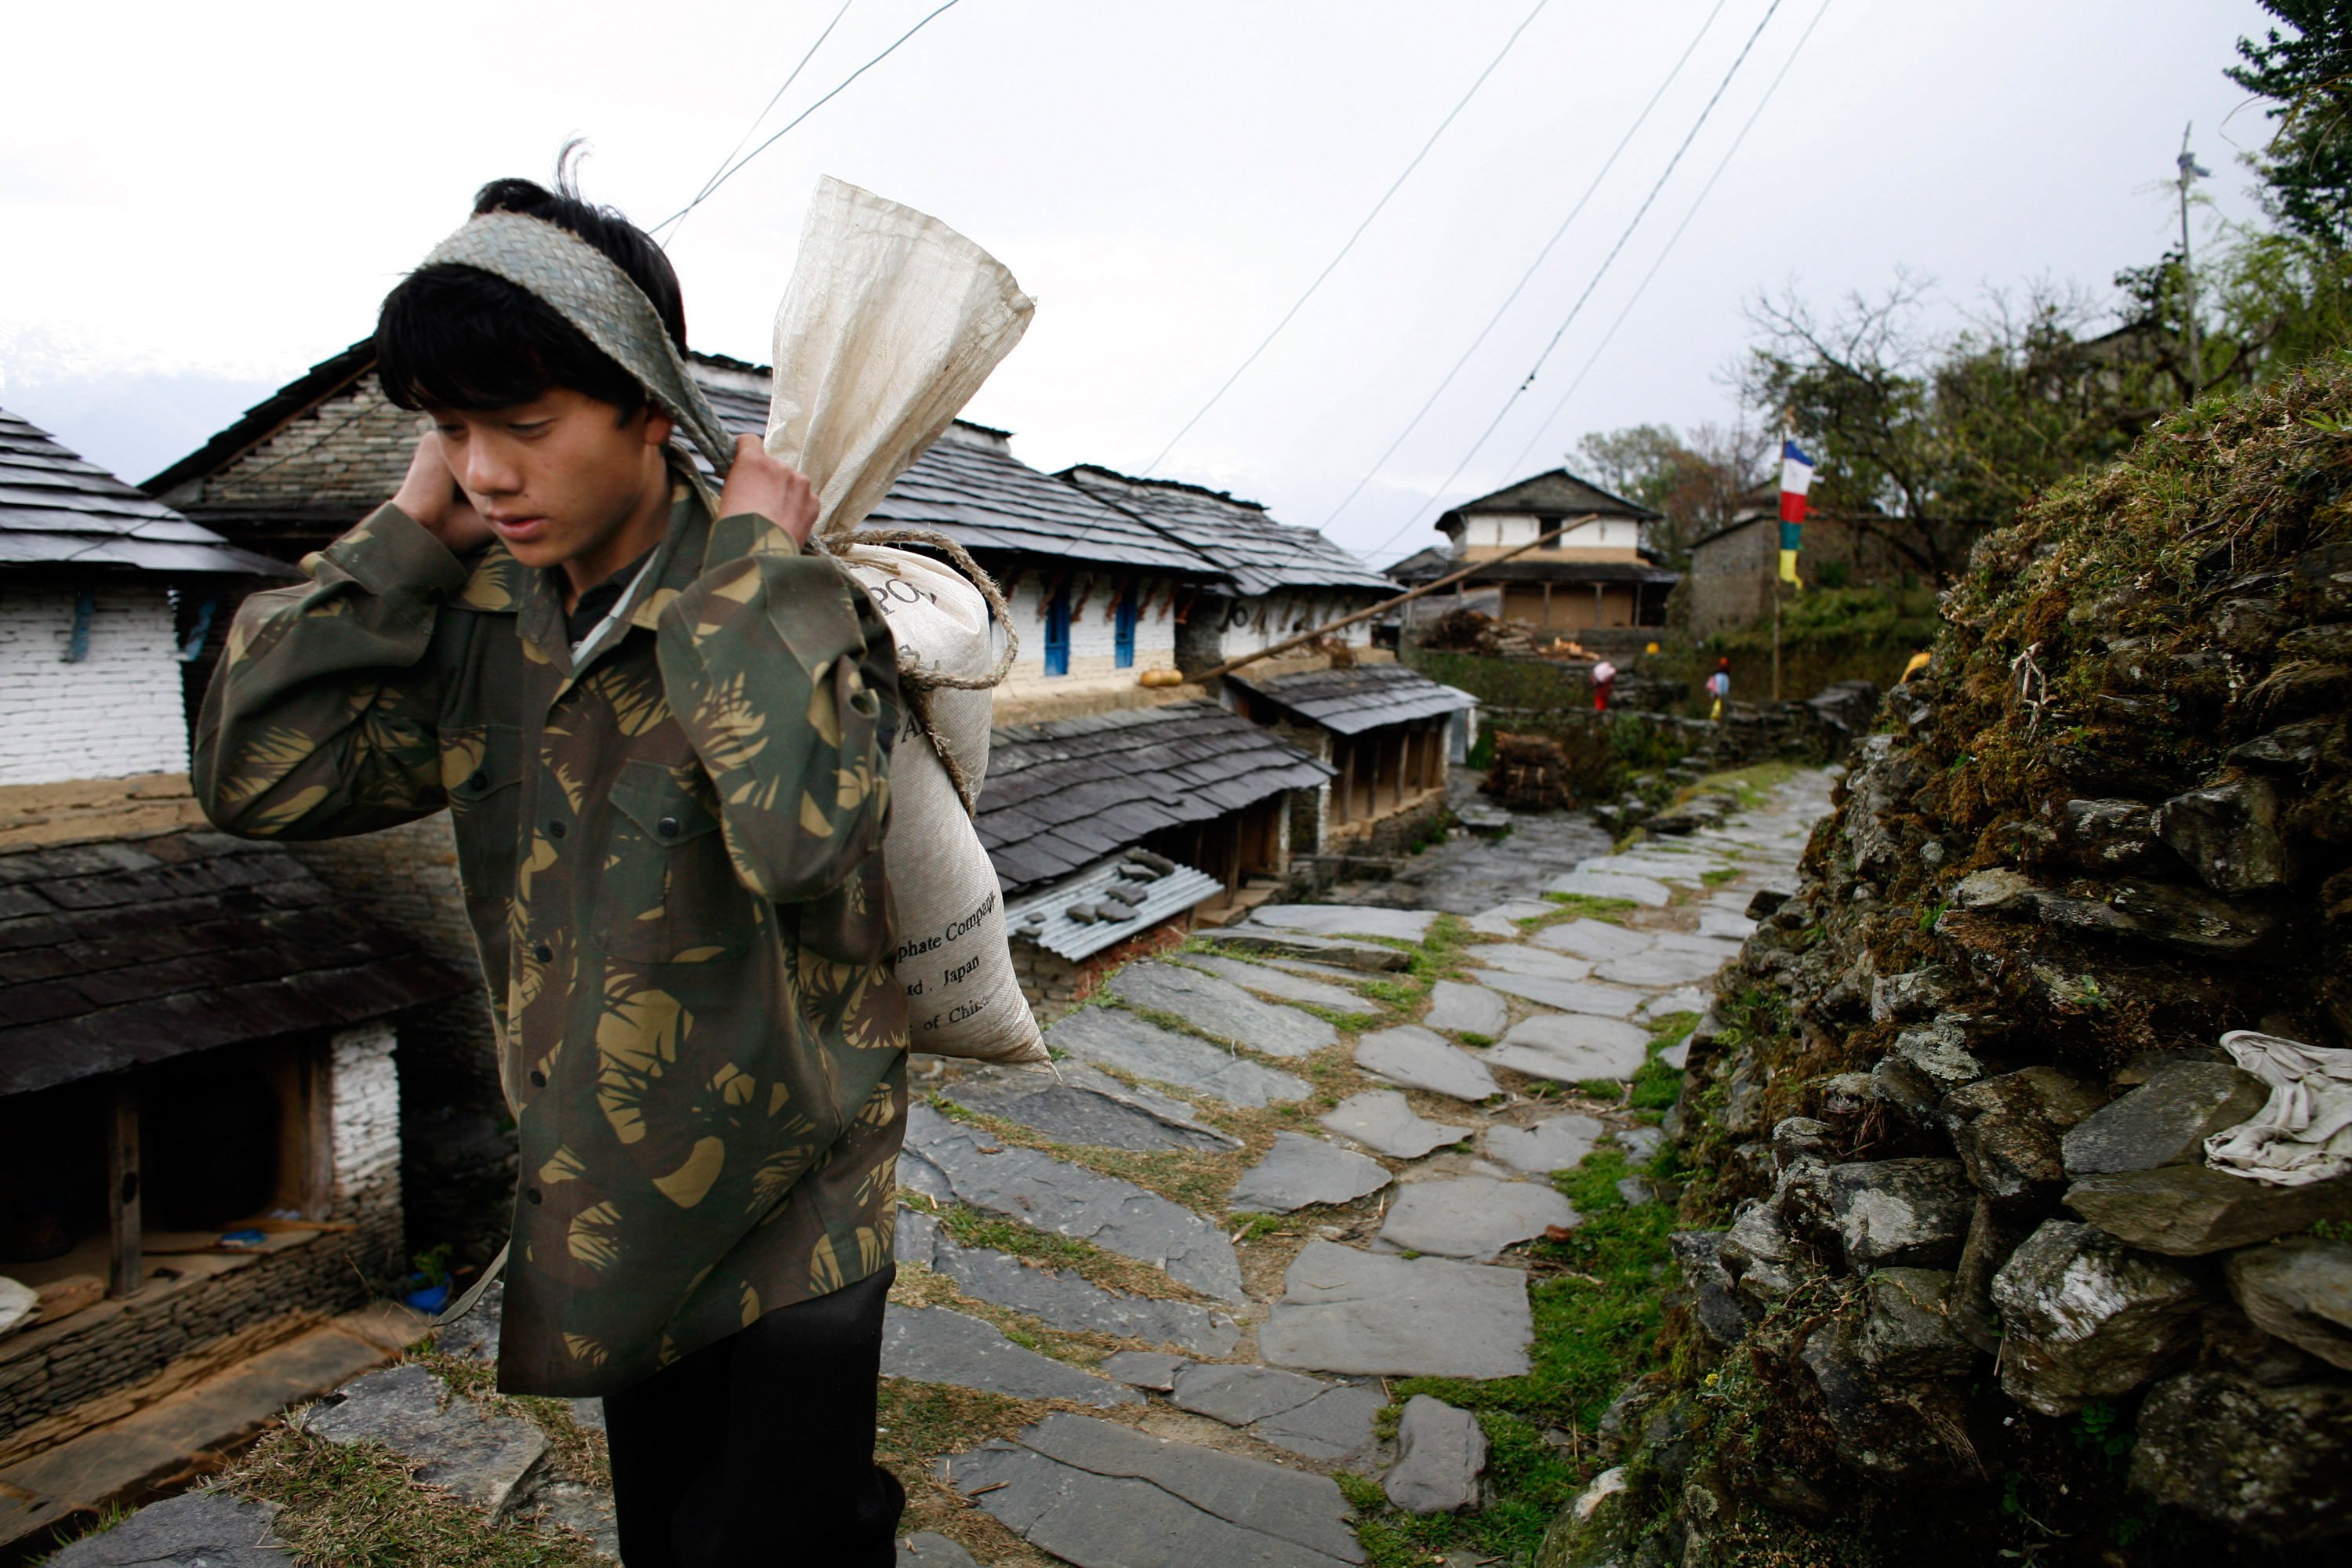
[1044,587,1071,677]
[1113,592,1137,669]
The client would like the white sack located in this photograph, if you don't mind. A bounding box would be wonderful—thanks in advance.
[764,177,1044,1063]
[2203,1029,2352,1186]
[764,176,1035,539]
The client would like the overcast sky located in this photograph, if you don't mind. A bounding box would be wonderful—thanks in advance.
[0,0,2274,564]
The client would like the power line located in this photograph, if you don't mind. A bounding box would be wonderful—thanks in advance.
[1319,0,1733,532]
[1498,0,1835,481]
[662,0,856,243]
[1138,0,1554,475]
[1359,0,1787,564]
[648,0,965,234]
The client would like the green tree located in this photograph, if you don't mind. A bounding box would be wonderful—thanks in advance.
[1574,423,1768,568]
[2230,1,2352,249]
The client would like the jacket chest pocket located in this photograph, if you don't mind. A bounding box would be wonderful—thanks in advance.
[598,760,755,964]
[445,724,524,906]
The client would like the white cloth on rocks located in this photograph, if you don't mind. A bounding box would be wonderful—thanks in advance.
[764,176,1044,1063]
[2203,1029,2352,1186]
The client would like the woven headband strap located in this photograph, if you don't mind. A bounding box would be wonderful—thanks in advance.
[421,211,737,476]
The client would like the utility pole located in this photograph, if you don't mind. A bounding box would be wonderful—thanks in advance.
[2176,123,2212,401]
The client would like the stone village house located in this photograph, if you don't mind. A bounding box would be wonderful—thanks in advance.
[1387,467,1679,644]
[141,336,1479,1138]
[0,408,455,1551]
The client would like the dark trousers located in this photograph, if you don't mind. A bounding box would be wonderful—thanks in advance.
[603,1265,903,1566]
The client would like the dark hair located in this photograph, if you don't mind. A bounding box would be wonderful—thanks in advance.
[376,146,686,418]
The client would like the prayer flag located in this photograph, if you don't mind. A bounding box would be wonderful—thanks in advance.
[1777,438,1813,586]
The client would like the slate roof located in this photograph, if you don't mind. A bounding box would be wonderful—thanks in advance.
[864,426,1221,576]
[142,340,377,499]
[0,830,466,1098]
[1229,662,1479,736]
[1006,853,1225,961]
[1439,467,1661,524]
[976,701,1333,895]
[2,409,290,577]
[1060,466,1392,598]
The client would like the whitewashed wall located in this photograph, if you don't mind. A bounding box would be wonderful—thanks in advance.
[998,573,1181,685]
[0,587,189,786]
[329,1022,403,1233]
[1462,513,1642,554]
[1204,591,1376,664]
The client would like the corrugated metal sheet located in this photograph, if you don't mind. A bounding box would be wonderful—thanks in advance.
[1231,662,1479,736]
[1005,854,1223,960]
[2,408,292,575]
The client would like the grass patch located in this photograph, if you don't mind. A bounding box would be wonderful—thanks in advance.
[1348,1145,1680,1566]
[1523,893,1638,932]
[1692,760,1800,813]
[1700,866,1741,887]
[412,1351,609,1489]
[218,1425,608,1568]
[1629,1012,1700,1114]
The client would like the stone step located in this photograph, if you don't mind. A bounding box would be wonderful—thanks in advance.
[902,1105,1247,1304]
[1241,905,1439,942]
[940,1062,1240,1153]
[943,1412,1365,1568]
[1173,953,1368,1013]
[42,1490,292,1566]
[1258,1240,1533,1379]
[1227,1133,1391,1214]
[1043,1009,1309,1109]
[1104,963,1336,1058]
[881,1308,1140,1408]
[301,1363,546,1518]
[1200,928,1410,973]
[1165,1363,1383,1465]
[899,1214,1239,1359]
[1319,1091,1473,1160]
[1353,1026,1499,1102]
[1478,971,1646,1018]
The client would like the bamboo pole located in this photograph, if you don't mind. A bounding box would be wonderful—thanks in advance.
[1195,514,1598,683]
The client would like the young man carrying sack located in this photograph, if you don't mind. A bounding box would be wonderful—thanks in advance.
[195,172,910,1566]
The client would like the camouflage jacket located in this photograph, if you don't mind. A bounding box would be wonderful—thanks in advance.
[194,474,906,1397]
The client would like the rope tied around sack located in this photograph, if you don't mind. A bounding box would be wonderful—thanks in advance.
[838,526,1020,815]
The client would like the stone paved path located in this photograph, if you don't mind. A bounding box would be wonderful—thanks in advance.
[53,770,1833,1568]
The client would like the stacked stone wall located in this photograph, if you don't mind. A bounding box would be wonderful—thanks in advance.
[1548,366,2352,1563]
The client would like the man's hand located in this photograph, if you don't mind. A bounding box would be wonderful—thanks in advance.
[717,437,819,547]
[391,433,495,553]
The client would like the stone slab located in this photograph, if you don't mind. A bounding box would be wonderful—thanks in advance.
[1484,1114,1605,1174]
[1531,919,1653,961]
[1544,871,1671,907]
[1107,962,1337,1058]
[1206,929,1410,971]
[303,1363,546,1517]
[1385,1395,1489,1515]
[1485,1012,1652,1082]
[530,1476,618,1560]
[1595,946,1726,988]
[906,1105,1247,1301]
[1246,905,1438,942]
[898,1533,983,1568]
[1253,1383,1387,1463]
[1379,1177,1580,1260]
[883,1305,1140,1406]
[1637,986,1711,1023]
[1697,909,1758,940]
[942,1062,1238,1152]
[1424,980,1508,1037]
[1464,944,1594,982]
[45,1492,292,1567]
[931,1238,1240,1357]
[1479,971,1646,1018]
[1356,1026,1500,1102]
[1259,1241,1534,1379]
[1229,1132,1392,1214]
[897,1205,941,1268]
[1044,1008,1308,1109]
[1170,1362,1330,1425]
[1577,853,1725,883]
[946,1413,1365,1568]
[1468,900,1554,936]
[1319,1091,1472,1159]
[1102,1351,1189,1391]
[1178,953,1368,1013]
